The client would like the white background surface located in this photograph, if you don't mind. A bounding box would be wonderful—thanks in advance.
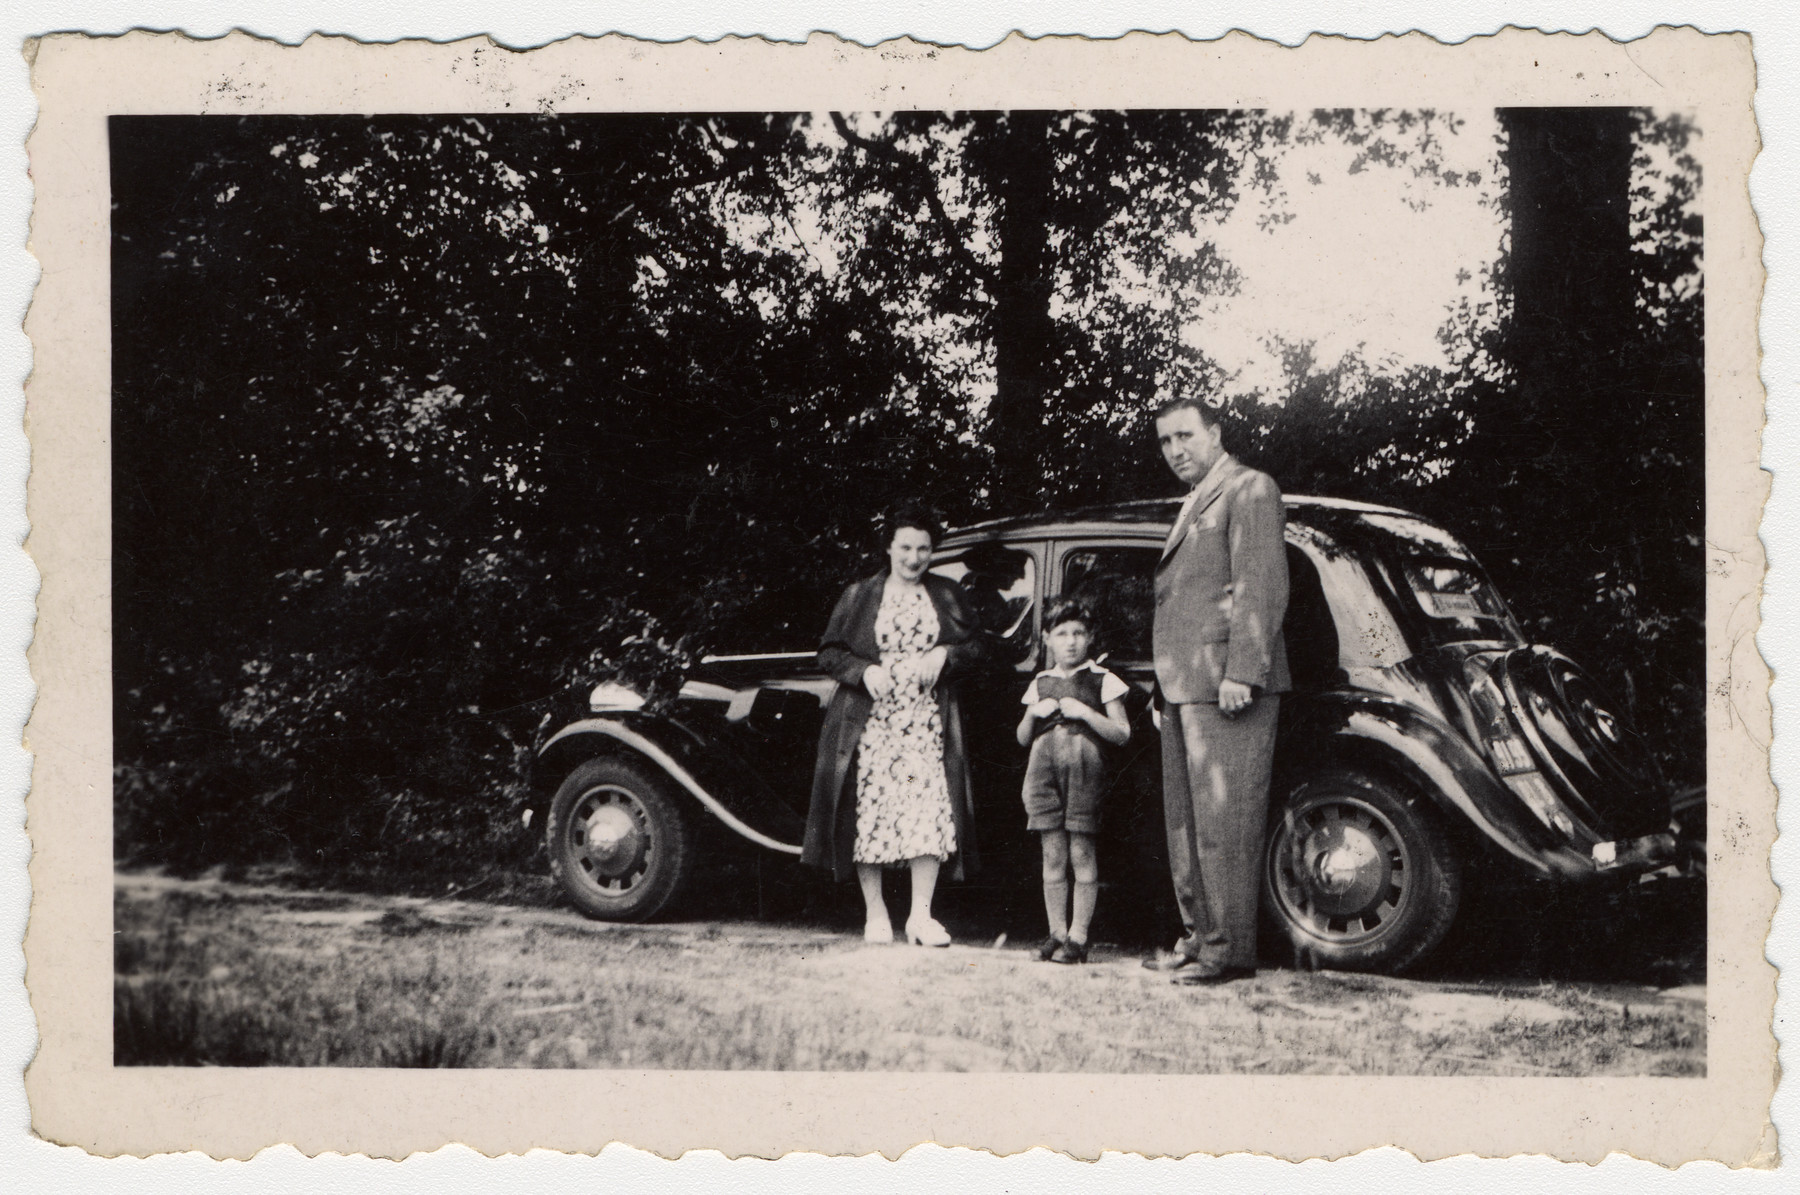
[0,3,1791,1190]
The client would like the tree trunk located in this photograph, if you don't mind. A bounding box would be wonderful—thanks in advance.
[988,110,1056,515]
[1467,108,1636,560]
[1502,107,1636,446]
[1465,109,1645,717]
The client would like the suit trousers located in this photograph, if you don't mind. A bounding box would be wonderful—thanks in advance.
[1161,696,1280,969]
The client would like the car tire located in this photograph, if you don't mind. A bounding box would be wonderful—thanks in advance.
[1262,768,1461,974]
[547,755,694,922]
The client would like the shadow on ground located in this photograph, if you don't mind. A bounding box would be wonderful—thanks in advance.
[205,832,1705,991]
[687,848,1706,989]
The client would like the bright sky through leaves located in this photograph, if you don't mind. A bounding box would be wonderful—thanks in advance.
[1186,111,1505,399]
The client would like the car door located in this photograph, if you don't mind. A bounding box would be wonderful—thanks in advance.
[928,540,1044,907]
[1050,539,1176,936]
[1047,533,1375,942]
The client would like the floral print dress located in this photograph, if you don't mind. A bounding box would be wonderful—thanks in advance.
[853,582,957,865]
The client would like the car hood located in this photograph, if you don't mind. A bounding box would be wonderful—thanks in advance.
[1496,646,1671,839]
[690,651,824,689]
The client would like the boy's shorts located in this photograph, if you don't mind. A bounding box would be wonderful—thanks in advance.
[1021,726,1107,834]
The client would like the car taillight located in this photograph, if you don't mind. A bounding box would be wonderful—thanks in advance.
[1466,666,1576,838]
[1486,732,1535,776]
[1502,770,1576,838]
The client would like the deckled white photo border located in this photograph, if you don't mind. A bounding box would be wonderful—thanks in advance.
[5,11,1784,1180]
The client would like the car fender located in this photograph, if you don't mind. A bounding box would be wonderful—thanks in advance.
[1289,692,1592,881]
[537,713,804,855]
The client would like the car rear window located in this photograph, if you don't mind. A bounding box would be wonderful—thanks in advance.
[1398,557,1521,643]
[1359,512,1522,644]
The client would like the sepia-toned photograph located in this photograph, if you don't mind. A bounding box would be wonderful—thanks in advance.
[107,102,1705,1074]
[20,29,1773,1163]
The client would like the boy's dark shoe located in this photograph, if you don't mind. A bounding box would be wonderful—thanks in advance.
[1140,948,1201,973]
[1051,939,1089,965]
[1037,935,1066,962]
[1172,964,1257,986]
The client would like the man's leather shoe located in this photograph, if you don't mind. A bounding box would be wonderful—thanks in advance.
[1140,949,1200,973]
[1172,964,1257,986]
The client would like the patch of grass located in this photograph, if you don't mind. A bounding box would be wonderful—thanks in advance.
[375,908,471,938]
[114,963,497,1068]
[114,876,1707,1074]
[1408,992,1703,1077]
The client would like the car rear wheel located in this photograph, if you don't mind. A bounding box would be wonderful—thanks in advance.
[1263,769,1461,973]
[547,756,694,922]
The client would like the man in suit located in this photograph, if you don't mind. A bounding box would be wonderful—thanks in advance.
[1143,395,1290,985]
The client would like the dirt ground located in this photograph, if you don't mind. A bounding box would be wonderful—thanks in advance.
[112,870,1704,1075]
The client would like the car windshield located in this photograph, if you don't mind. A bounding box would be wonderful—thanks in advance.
[1361,513,1523,645]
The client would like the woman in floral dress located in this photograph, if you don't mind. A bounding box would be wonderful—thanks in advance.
[802,503,993,946]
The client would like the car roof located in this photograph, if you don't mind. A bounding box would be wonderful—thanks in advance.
[939,493,1422,547]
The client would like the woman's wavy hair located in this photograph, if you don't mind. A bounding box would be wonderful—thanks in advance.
[877,500,945,552]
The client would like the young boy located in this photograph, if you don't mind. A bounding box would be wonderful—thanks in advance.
[1015,599,1131,964]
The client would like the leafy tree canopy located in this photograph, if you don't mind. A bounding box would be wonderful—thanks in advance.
[110,108,1702,871]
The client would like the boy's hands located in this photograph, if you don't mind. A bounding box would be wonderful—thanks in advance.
[1028,697,1100,723]
[1023,692,1130,748]
[1057,695,1095,723]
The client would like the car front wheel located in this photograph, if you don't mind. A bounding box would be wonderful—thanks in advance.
[1262,769,1460,973]
[547,755,694,922]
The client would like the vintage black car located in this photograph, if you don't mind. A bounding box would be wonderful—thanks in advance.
[530,496,1683,973]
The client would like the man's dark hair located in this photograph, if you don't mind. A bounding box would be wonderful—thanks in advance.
[1042,597,1093,635]
[879,500,944,550]
[1152,393,1221,429]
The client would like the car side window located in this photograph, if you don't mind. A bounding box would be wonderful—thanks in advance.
[1284,542,1345,690]
[929,545,1037,668]
[1288,523,1412,669]
[1059,546,1158,664]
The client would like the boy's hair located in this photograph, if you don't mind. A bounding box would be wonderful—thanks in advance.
[1042,597,1093,636]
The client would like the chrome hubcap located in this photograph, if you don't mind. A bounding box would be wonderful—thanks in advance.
[570,785,652,893]
[1308,828,1383,906]
[1271,796,1410,945]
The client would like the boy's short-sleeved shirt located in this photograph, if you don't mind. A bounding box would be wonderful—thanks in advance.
[1022,659,1129,743]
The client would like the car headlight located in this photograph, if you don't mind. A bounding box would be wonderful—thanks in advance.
[589,681,646,712]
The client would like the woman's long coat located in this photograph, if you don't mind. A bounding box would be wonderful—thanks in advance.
[801,572,995,883]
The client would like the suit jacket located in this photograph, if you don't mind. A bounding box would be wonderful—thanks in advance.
[801,572,995,882]
[1153,453,1291,704]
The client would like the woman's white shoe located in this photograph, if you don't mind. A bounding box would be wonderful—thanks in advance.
[905,916,952,947]
[864,917,894,945]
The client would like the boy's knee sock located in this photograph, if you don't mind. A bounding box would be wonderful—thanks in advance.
[1069,880,1099,944]
[1042,880,1070,938]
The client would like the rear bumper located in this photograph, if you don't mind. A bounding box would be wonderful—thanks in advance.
[1590,831,1679,876]
[1509,828,1682,886]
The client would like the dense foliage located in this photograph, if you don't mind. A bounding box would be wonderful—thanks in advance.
[110,109,1703,872]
